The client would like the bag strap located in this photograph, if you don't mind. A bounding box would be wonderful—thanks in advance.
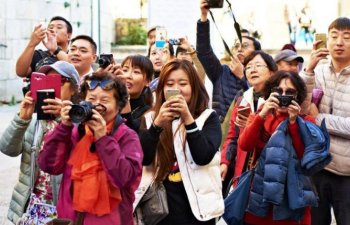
[208,0,242,58]
[30,120,42,192]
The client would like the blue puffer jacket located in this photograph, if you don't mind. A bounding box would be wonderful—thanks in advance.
[247,117,331,221]
[196,20,247,121]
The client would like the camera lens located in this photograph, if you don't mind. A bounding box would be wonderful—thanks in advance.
[69,101,94,123]
[98,57,111,69]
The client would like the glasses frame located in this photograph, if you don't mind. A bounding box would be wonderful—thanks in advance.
[86,80,115,90]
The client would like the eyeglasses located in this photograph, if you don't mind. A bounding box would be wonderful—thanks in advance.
[233,42,251,50]
[61,77,71,86]
[271,87,298,96]
[86,80,114,90]
[245,64,268,72]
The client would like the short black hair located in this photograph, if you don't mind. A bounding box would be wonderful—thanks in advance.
[175,46,187,57]
[243,50,277,73]
[328,17,350,32]
[263,71,307,104]
[50,16,73,34]
[71,35,97,54]
[244,36,261,50]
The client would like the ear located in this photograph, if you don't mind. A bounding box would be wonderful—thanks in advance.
[92,54,97,63]
[67,33,72,42]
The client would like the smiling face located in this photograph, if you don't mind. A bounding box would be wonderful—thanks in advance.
[163,69,192,104]
[68,39,97,76]
[245,54,272,92]
[120,60,150,99]
[85,86,118,123]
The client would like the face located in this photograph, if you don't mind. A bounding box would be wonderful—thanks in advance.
[149,44,166,72]
[48,20,71,45]
[177,51,193,63]
[327,28,350,63]
[46,70,75,100]
[68,39,97,76]
[277,60,300,73]
[163,69,192,103]
[245,54,272,92]
[85,86,118,123]
[147,29,156,46]
[275,78,297,113]
[120,61,149,99]
[233,37,256,63]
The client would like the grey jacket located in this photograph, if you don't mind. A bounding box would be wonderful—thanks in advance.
[300,62,350,176]
[0,114,61,224]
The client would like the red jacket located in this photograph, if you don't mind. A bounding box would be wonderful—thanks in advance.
[238,112,315,225]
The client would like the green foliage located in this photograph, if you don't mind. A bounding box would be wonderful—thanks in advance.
[116,24,147,45]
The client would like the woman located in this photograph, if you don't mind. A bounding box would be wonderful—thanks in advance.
[119,55,154,131]
[136,60,224,225]
[0,61,80,224]
[221,51,277,187]
[148,42,174,92]
[239,71,320,225]
[38,72,143,225]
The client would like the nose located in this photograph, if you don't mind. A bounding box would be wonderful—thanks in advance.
[336,36,344,46]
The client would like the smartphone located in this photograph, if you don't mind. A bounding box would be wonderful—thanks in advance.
[155,27,167,48]
[237,107,251,117]
[30,72,61,101]
[314,33,327,50]
[36,89,55,120]
[165,89,180,101]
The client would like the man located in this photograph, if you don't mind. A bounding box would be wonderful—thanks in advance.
[274,49,304,73]
[197,0,261,122]
[300,17,350,225]
[68,35,97,79]
[16,16,72,78]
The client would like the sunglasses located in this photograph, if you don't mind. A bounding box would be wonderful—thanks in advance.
[272,87,298,96]
[86,80,114,90]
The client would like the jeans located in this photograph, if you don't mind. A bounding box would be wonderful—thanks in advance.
[311,170,350,225]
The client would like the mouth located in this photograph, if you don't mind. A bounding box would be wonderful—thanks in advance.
[70,58,81,63]
[334,49,344,54]
[126,82,132,89]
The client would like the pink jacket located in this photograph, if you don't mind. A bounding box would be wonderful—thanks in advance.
[38,122,143,225]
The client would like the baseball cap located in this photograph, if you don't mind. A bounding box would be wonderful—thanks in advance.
[39,61,80,87]
[274,49,304,63]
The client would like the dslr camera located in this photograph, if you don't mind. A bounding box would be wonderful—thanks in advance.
[98,54,114,69]
[69,101,94,123]
[276,95,295,107]
[206,0,224,8]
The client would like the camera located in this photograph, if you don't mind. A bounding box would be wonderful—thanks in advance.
[69,101,94,123]
[276,95,295,107]
[206,0,224,8]
[168,39,181,45]
[98,54,114,69]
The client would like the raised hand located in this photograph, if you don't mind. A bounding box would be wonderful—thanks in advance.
[42,98,63,118]
[305,40,329,73]
[259,92,279,118]
[19,91,35,120]
[86,109,107,140]
[28,24,46,48]
[153,101,179,128]
[60,100,73,126]
[42,28,58,54]
[167,95,194,125]
[228,54,245,79]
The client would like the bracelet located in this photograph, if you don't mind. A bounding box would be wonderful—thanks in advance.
[52,46,62,57]
[152,122,163,133]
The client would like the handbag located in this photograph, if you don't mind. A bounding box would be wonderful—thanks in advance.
[222,169,255,225]
[18,121,58,225]
[137,181,169,225]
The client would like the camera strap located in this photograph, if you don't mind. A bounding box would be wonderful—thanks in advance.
[208,0,242,58]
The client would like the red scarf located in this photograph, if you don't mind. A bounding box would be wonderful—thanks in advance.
[68,121,121,216]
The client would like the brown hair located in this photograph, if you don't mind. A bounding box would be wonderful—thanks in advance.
[153,59,209,181]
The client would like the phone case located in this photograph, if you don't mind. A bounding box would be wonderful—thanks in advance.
[237,107,251,116]
[36,89,55,120]
[165,90,180,100]
[315,33,327,49]
[30,72,61,101]
[155,27,167,48]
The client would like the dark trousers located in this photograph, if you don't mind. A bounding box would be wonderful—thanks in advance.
[311,170,350,225]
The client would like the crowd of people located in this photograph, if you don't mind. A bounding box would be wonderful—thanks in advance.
[0,1,349,225]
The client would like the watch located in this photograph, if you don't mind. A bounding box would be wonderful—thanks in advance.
[52,46,62,57]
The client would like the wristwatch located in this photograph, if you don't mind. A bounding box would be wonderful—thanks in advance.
[52,46,62,57]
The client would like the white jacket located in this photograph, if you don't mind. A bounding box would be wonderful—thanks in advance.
[300,62,350,176]
[134,109,224,221]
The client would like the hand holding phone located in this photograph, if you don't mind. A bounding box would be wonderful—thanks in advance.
[36,89,55,120]
[237,106,251,117]
[165,89,180,101]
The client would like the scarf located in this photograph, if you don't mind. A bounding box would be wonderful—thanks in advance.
[68,121,122,216]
